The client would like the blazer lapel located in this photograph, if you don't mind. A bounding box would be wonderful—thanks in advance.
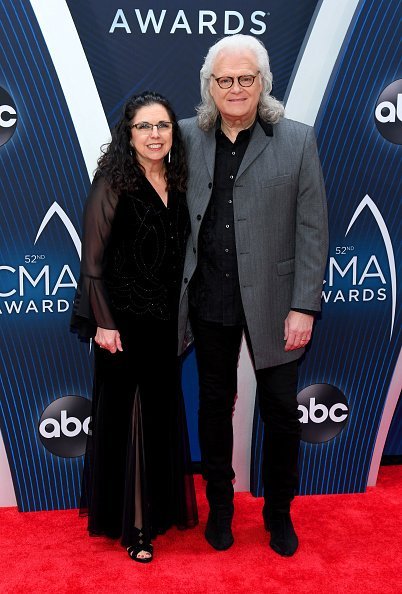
[201,126,217,180]
[236,122,273,180]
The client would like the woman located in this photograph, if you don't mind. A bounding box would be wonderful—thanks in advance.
[71,91,198,563]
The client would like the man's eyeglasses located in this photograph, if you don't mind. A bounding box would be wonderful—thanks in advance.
[212,73,260,89]
[130,121,174,133]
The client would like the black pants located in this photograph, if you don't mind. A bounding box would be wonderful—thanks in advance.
[191,314,301,514]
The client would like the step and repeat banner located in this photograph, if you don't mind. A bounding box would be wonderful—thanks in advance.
[0,0,400,510]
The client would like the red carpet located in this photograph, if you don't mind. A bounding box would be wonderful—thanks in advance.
[1,466,401,594]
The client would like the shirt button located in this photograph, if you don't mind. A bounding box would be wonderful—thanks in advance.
[225,248,229,253]
[208,182,212,189]
[228,200,232,204]
[225,273,230,278]
[184,277,188,284]
[225,224,230,229]
[232,151,236,155]
[229,175,234,179]
[197,214,202,220]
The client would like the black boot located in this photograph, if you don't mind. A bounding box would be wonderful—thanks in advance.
[261,429,300,556]
[205,503,234,551]
[263,504,298,556]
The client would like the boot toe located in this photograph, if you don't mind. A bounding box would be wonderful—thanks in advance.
[205,508,234,551]
[266,512,298,557]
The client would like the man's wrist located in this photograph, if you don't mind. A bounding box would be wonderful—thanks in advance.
[291,308,316,316]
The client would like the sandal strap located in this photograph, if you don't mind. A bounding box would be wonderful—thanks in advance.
[127,543,153,555]
[127,542,153,562]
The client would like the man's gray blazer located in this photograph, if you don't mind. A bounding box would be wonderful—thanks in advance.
[178,116,328,370]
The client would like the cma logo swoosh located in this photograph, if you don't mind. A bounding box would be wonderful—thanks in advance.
[34,202,92,350]
[34,202,82,260]
[345,194,396,340]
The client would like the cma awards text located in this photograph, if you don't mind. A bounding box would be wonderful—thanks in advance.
[322,255,387,303]
[109,9,268,35]
[0,264,76,315]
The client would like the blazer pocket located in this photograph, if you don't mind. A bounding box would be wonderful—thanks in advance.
[263,174,292,188]
[277,258,295,276]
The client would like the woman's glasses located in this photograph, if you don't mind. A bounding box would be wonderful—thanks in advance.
[130,121,173,133]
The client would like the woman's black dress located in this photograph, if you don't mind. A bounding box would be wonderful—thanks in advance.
[70,175,198,546]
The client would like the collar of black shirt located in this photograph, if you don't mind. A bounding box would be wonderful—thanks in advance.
[215,115,273,139]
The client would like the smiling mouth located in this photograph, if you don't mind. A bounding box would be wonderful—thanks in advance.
[147,143,163,149]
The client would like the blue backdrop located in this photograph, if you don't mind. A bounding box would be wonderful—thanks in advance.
[0,0,400,511]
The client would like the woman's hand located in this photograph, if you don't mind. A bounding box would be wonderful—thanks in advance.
[95,327,123,354]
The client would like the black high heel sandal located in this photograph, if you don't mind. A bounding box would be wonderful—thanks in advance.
[126,529,153,563]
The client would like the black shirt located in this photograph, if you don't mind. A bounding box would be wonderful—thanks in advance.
[71,174,189,337]
[190,122,256,324]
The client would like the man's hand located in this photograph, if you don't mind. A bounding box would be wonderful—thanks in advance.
[284,311,314,351]
[95,327,123,354]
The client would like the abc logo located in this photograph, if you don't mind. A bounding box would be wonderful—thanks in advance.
[297,384,349,444]
[0,87,18,147]
[374,79,402,144]
[38,395,91,458]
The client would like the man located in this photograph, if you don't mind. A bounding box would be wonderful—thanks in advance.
[178,34,328,557]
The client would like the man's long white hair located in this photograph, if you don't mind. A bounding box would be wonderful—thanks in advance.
[197,34,285,131]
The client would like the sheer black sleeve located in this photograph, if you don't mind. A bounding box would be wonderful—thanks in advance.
[70,175,119,338]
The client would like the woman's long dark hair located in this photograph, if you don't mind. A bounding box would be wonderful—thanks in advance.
[97,91,187,193]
